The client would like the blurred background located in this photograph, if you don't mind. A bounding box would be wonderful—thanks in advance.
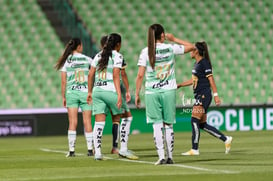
[0,0,272,109]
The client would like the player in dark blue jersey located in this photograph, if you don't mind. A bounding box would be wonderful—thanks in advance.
[177,41,232,155]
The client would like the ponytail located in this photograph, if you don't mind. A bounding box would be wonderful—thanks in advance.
[195,41,212,67]
[148,24,165,70]
[55,38,81,70]
[98,33,121,72]
[148,27,156,69]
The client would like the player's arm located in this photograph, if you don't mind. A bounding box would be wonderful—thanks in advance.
[121,69,131,102]
[177,79,193,89]
[135,66,145,108]
[165,33,195,53]
[87,67,96,104]
[207,75,221,106]
[113,67,122,109]
[61,72,67,107]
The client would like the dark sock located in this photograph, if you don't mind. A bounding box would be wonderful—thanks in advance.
[112,123,119,148]
[201,123,226,142]
[191,117,200,150]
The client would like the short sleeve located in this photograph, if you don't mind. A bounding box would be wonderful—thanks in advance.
[203,59,213,77]
[137,48,148,67]
[113,53,123,68]
[91,53,100,68]
[121,59,127,69]
[60,61,68,72]
[170,44,185,55]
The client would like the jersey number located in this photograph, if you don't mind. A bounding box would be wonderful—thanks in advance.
[98,69,107,80]
[75,69,85,83]
[155,64,171,80]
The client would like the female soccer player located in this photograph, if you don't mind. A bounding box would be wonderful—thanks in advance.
[177,41,232,156]
[87,33,123,160]
[100,36,138,160]
[135,24,195,165]
[55,38,93,157]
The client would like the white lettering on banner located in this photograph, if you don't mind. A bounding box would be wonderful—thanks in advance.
[0,127,10,136]
[225,109,237,131]
[207,111,224,129]
[252,109,264,131]
[239,109,250,131]
[266,108,273,130]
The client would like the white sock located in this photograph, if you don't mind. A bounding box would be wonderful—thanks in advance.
[85,132,93,151]
[93,122,105,157]
[153,122,165,160]
[120,117,132,152]
[164,124,174,159]
[68,130,76,152]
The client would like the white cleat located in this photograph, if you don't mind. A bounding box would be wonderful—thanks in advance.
[181,149,200,156]
[225,136,233,154]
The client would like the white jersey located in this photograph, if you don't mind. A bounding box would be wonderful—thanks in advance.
[60,53,92,93]
[138,43,185,94]
[92,50,123,92]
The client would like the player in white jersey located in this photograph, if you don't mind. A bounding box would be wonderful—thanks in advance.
[135,24,195,165]
[87,33,123,160]
[100,35,138,160]
[55,38,93,157]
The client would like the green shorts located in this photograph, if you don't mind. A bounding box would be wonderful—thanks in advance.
[66,91,92,111]
[145,89,176,124]
[92,90,124,115]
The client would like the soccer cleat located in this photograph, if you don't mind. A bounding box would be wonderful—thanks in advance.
[111,147,119,154]
[154,159,166,165]
[66,151,75,157]
[87,150,94,156]
[119,150,139,160]
[94,154,104,161]
[225,136,233,154]
[165,158,174,164]
[181,149,200,156]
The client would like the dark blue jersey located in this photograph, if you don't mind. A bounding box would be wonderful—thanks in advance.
[192,58,212,94]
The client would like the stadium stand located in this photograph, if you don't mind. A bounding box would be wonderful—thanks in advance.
[0,0,272,109]
[0,0,64,108]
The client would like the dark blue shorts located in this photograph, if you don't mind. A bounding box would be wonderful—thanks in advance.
[193,89,212,113]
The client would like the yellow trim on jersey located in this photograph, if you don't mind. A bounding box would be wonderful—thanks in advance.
[206,74,213,77]
[121,65,127,69]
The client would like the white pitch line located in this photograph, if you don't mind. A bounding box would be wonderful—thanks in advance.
[40,148,239,174]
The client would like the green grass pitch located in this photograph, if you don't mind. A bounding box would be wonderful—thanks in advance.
[0,131,273,181]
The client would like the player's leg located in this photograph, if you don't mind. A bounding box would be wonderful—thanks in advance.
[80,93,94,156]
[200,114,233,154]
[119,110,132,153]
[67,107,78,157]
[92,91,107,160]
[181,105,203,156]
[66,92,79,157]
[146,93,165,165]
[162,90,176,164]
[82,110,93,156]
[119,110,138,160]
[111,111,119,154]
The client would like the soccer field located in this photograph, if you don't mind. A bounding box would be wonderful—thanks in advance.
[0,131,272,181]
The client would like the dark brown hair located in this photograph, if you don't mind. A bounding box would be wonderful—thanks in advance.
[55,38,82,70]
[195,41,212,67]
[97,33,121,71]
[148,24,164,69]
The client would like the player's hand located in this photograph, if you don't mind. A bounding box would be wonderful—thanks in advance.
[165,33,175,41]
[135,94,141,108]
[177,83,182,89]
[214,96,221,106]
[126,91,131,103]
[87,92,92,105]
[62,97,66,107]
[116,95,122,109]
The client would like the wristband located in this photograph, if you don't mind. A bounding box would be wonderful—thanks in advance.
[213,92,218,97]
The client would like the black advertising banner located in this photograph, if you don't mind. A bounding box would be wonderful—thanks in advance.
[0,118,36,136]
